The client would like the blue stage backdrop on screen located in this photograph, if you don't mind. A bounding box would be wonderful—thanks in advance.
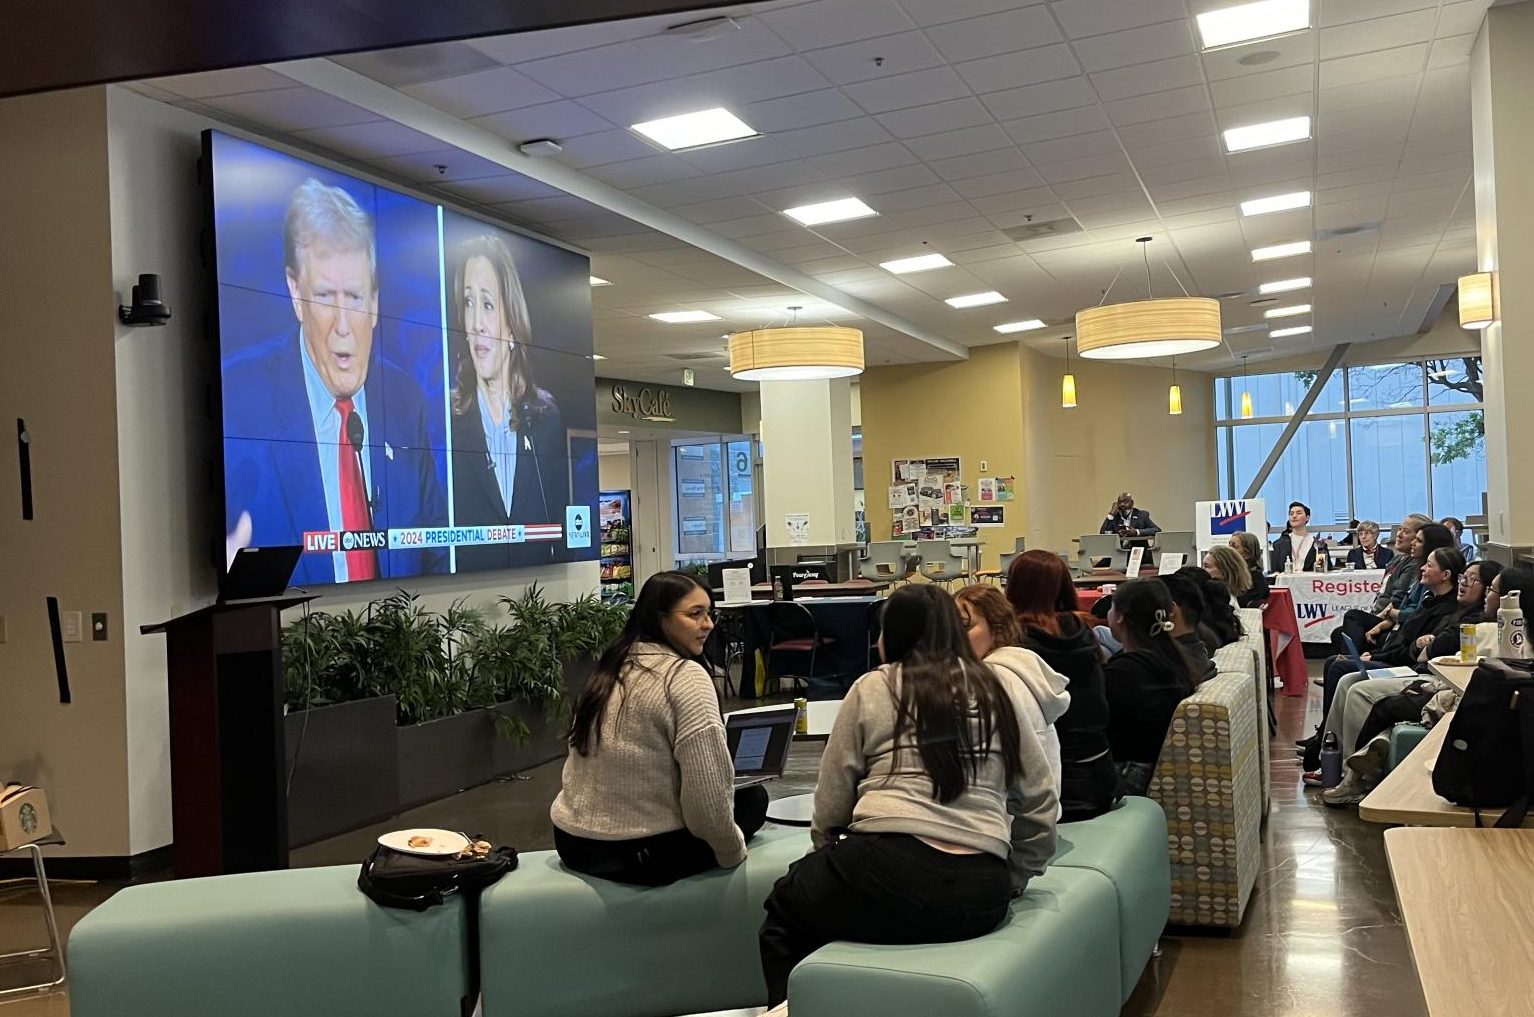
[206,131,597,586]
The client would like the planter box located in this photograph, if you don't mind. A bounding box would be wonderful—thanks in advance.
[284,695,399,848]
[396,709,496,810]
[488,700,567,777]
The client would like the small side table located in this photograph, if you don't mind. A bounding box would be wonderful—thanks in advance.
[0,829,68,999]
[766,793,815,827]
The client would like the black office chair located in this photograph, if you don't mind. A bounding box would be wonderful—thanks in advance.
[765,602,835,696]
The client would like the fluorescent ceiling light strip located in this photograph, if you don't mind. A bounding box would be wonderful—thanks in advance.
[1270,326,1312,338]
[1223,116,1311,153]
[879,253,953,274]
[993,319,1046,333]
[1240,191,1311,217]
[946,291,1007,308]
[1259,277,1311,294]
[650,310,722,324]
[630,107,758,151]
[1251,240,1311,261]
[1197,0,1310,50]
[783,197,878,226]
[1264,304,1311,319]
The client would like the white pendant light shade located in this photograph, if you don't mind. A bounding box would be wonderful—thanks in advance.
[728,326,864,381]
[1459,272,1498,329]
[1075,297,1222,360]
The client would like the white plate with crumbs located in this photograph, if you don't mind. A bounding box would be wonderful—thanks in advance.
[378,828,469,856]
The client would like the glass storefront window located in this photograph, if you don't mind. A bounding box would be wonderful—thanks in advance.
[1347,362,1423,411]
[674,437,757,560]
[1430,410,1487,521]
[1427,356,1484,407]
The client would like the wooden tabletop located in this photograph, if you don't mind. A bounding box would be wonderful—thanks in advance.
[714,580,891,599]
[1071,570,1163,587]
[1359,716,1528,827]
[1426,657,1478,693]
[1385,827,1534,1016]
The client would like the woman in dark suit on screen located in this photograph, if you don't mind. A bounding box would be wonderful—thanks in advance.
[449,234,567,571]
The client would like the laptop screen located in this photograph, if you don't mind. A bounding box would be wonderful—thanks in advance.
[725,705,797,777]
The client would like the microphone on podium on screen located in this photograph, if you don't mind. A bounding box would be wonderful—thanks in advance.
[344,410,377,527]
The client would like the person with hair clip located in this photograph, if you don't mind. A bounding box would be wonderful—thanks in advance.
[756,585,1057,1013]
[955,584,1071,797]
[1270,501,1318,572]
[1006,550,1118,821]
[551,571,765,886]
[1158,573,1218,686]
[1102,579,1198,797]
[448,233,567,572]
[1226,531,1271,607]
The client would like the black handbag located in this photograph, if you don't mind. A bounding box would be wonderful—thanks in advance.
[1354,680,1434,750]
[358,837,518,911]
[1431,659,1534,827]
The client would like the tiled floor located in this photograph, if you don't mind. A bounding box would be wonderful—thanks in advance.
[0,674,1427,1016]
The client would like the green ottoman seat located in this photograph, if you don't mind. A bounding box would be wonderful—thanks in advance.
[478,825,811,1017]
[1387,722,1429,772]
[68,864,469,1017]
[785,866,1123,1017]
[1050,796,1170,1002]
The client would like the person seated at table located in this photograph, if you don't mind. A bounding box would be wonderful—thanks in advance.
[1439,515,1477,563]
[1345,519,1394,570]
[1301,545,1466,774]
[1101,579,1198,796]
[1359,524,1456,645]
[1226,532,1271,606]
[1177,566,1244,648]
[1270,501,1318,572]
[1202,544,1253,606]
[1159,573,1217,686]
[550,571,766,886]
[1006,550,1118,821]
[1099,491,1160,540]
[1420,560,1504,661]
[955,584,1071,796]
[1331,513,1434,652]
[757,584,1057,1012]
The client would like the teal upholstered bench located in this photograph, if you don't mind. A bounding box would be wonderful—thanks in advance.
[785,865,1123,1017]
[1387,722,1430,772]
[68,863,469,1017]
[1050,796,1170,1002]
[479,825,811,1017]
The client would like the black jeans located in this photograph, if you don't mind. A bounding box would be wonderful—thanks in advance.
[1333,608,1383,656]
[554,785,768,887]
[1059,752,1120,823]
[758,832,1011,1006]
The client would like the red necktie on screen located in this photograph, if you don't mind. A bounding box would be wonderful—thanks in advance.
[336,398,378,581]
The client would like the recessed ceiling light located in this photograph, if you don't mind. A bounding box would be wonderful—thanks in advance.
[630,107,758,151]
[879,253,954,274]
[1270,325,1312,338]
[1223,116,1311,153]
[945,291,1007,308]
[1251,240,1311,261]
[1264,303,1311,318]
[1259,277,1312,294]
[993,319,1046,333]
[617,429,630,434]
[590,276,611,286]
[590,354,607,361]
[1241,190,1311,217]
[649,310,723,324]
[783,197,878,226]
[1196,0,1309,50]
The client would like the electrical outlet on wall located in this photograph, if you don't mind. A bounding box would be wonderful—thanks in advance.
[61,611,83,643]
[979,459,989,472]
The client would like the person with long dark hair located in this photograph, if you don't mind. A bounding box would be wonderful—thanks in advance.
[551,571,765,885]
[1006,550,1117,821]
[448,233,567,571]
[757,585,1057,1010]
[1102,579,1198,796]
[1175,566,1244,648]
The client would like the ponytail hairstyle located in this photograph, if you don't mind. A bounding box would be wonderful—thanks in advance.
[879,585,1024,804]
[1175,565,1243,647]
[1110,579,1198,696]
[567,571,709,756]
[1469,560,1504,613]
[1427,547,1467,592]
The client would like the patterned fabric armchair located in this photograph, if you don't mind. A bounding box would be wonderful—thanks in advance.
[1147,668,1264,928]
[1215,606,1271,815]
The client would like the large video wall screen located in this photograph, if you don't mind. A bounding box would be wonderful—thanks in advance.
[207,131,598,585]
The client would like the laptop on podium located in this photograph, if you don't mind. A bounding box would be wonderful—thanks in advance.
[219,545,303,604]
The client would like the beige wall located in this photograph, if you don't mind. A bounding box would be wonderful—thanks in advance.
[598,452,631,491]
[0,88,134,857]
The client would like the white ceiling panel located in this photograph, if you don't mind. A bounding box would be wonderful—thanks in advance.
[756,0,916,50]
[903,123,1015,160]
[290,119,447,159]
[1051,0,1185,39]
[876,97,996,137]
[799,31,948,85]
[843,66,973,113]
[954,44,1082,94]
[1001,104,1114,143]
[922,5,1066,61]
[151,66,296,98]
[1209,64,1316,111]
[200,87,380,132]
[980,77,1099,120]
[1319,9,1440,60]
[924,146,1035,182]
[1320,45,1432,89]
[739,88,867,131]
[688,54,835,106]
[1317,0,1436,29]
[1072,19,1195,72]
[774,116,899,156]
[1105,84,1212,126]
[1090,54,1206,102]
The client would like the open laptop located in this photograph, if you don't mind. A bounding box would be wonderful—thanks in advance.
[219,545,303,603]
[724,704,797,788]
[1338,632,1418,680]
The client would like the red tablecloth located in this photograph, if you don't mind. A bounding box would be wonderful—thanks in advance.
[1077,589,1104,611]
[1262,587,1308,696]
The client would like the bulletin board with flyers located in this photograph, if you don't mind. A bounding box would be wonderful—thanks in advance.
[888,457,965,538]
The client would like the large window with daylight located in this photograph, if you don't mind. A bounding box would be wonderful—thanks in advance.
[1215,357,1486,538]
[674,437,758,561]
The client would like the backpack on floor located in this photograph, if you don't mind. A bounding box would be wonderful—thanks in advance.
[1431,659,1534,826]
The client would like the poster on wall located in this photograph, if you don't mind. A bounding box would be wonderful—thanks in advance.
[971,505,1005,527]
[978,478,996,502]
[1195,498,1268,557]
[888,483,915,509]
[785,513,811,545]
[891,456,963,539]
[996,476,1015,501]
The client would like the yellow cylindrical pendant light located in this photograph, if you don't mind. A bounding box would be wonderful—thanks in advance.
[1076,297,1223,360]
[1240,391,1253,419]
[728,325,864,381]
[1062,373,1077,408]
[1169,362,1183,415]
[1458,271,1498,329]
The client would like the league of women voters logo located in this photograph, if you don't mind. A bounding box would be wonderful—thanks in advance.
[1208,500,1253,535]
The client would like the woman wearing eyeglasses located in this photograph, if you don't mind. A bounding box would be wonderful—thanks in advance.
[551,571,767,885]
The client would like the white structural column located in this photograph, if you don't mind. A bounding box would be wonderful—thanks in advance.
[1471,4,1534,553]
[760,379,856,549]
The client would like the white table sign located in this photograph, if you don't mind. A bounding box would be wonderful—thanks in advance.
[1157,553,1185,574]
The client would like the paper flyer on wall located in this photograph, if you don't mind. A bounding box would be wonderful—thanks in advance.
[977,478,996,502]
[919,474,945,513]
[888,483,915,509]
[970,505,1004,527]
[785,513,811,545]
[996,476,1015,501]
[943,482,962,505]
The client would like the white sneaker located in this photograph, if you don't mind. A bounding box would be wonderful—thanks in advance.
[1322,770,1367,807]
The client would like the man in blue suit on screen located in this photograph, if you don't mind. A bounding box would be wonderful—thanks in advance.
[223,177,446,584]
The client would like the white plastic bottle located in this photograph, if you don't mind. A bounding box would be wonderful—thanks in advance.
[1285,555,1294,575]
[1498,590,1526,659]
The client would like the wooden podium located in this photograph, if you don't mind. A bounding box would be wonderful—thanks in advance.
[142,596,313,877]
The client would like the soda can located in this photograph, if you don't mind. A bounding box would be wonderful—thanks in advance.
[794,697,809,735]
[1460,623,1478,663]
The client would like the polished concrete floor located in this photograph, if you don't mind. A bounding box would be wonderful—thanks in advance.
[0,673,1427,1016]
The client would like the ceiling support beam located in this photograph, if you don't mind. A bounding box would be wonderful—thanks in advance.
[1242,342,1350,499]
[268,58,970,361]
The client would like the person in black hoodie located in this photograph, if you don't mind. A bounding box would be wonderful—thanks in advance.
[1420,560,1502,661]
[1102,579,1198,797]
[1227,532,1270,607]
[1006,550,1117,821]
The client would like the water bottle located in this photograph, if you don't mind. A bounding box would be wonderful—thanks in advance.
[1499,590,1527,659]
[1285,555,1295,575]
[1319,732,1343,789]
[1316,540,1328,573]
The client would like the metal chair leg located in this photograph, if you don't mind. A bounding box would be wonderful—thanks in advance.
[0,842,68,999]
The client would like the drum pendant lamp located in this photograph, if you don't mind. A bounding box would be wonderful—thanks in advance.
[1076,238,1222,360]
[1458,272,1498,329]
[728,307,863,381]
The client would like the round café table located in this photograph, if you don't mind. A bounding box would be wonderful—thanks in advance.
[766,793,815,827]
